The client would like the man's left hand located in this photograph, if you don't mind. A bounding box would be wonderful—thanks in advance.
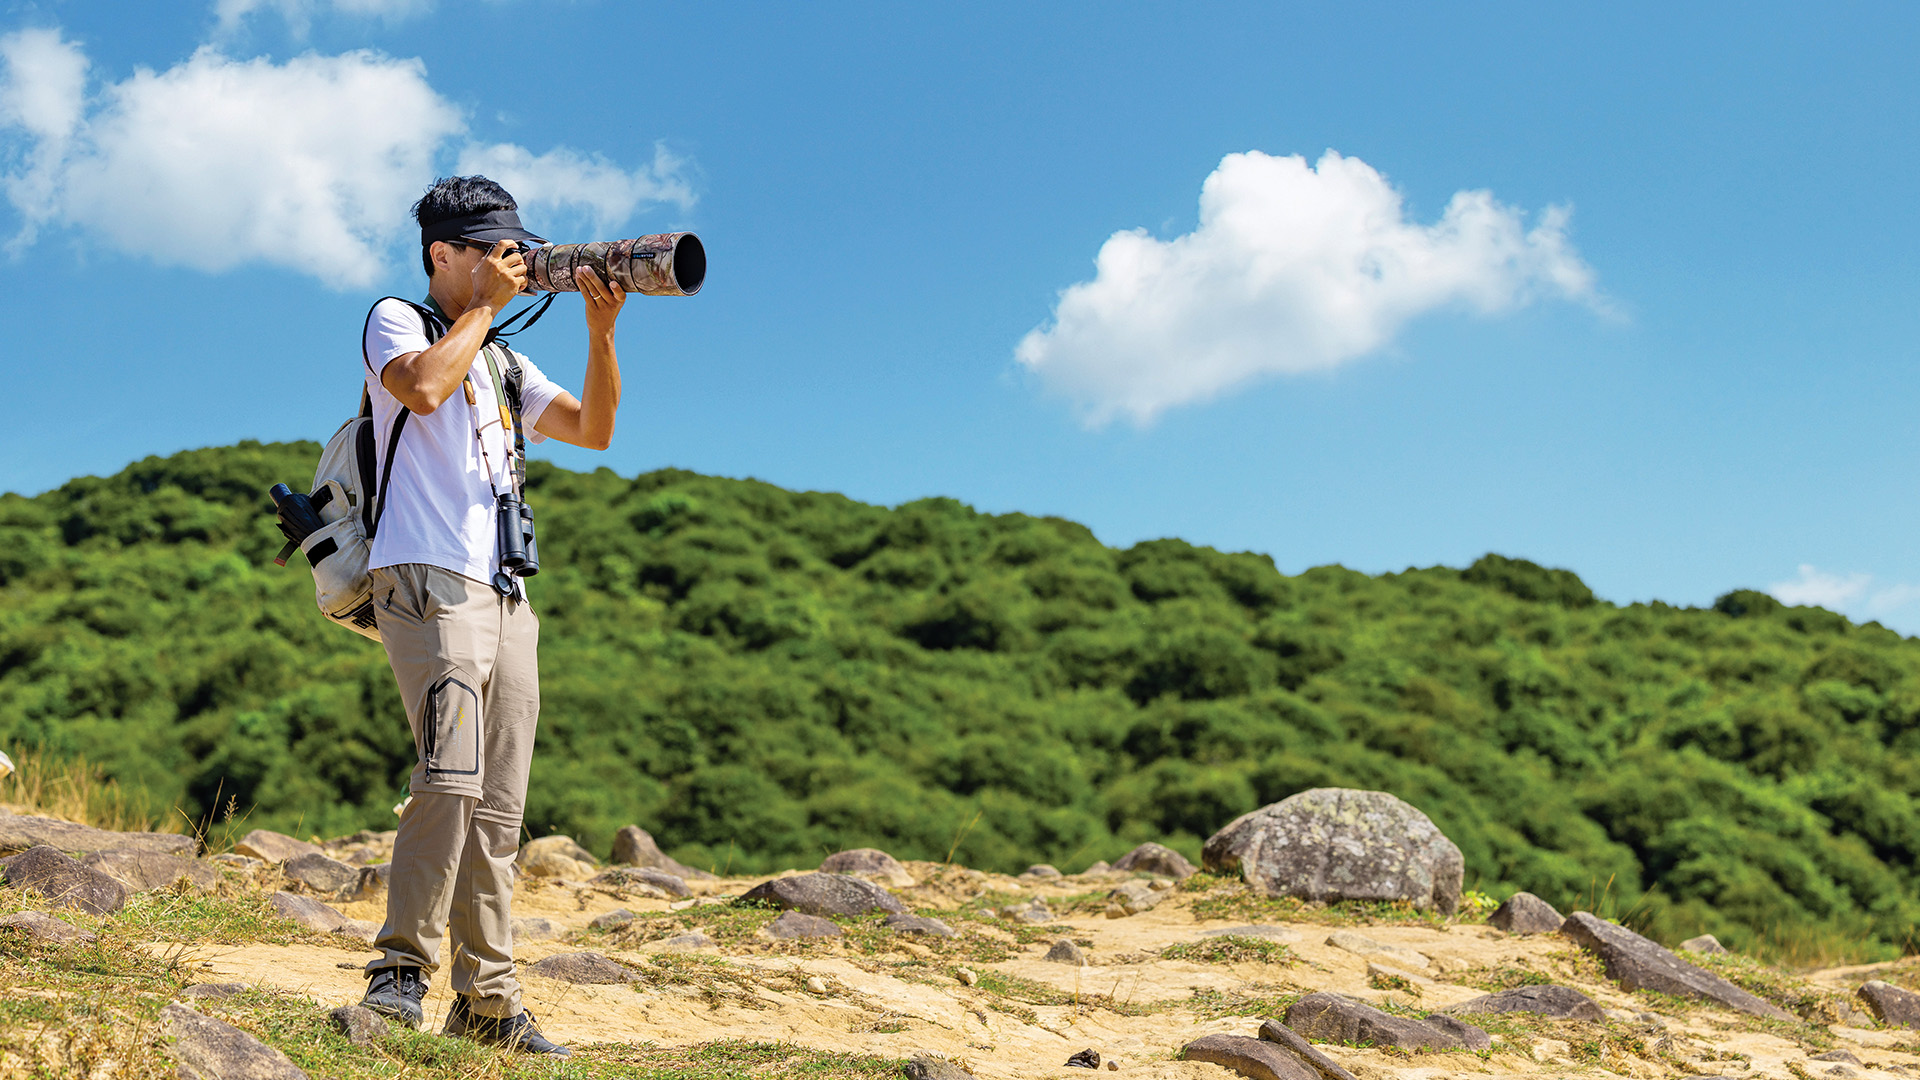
[576,267,626,335]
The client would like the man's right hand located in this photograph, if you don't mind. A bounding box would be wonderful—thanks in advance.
[471,240,528,315]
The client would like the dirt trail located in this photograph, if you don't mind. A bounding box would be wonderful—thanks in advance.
[145,866,1920,1080]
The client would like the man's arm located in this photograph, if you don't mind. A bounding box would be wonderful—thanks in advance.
[531,267,626,450]
[381,243,527,414]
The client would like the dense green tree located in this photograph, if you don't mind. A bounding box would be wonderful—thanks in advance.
[3,442,1918,960]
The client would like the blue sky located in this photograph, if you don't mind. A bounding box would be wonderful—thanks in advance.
[3,2,1919,629]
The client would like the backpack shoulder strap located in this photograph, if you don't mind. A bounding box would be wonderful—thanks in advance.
[358,297,449,538]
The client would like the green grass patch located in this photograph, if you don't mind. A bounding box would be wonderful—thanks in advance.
[1159,937,1294,965]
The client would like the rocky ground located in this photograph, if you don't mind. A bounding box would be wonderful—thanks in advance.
[3,811,1920,1080]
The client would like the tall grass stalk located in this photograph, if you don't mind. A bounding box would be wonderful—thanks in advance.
[1,749,174,834]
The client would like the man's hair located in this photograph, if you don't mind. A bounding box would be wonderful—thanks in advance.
[413,175,517,278]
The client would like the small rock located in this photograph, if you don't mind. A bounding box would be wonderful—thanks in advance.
[609,825,715,879]
[1203,788,1464,914]
[956,967,978,986]
[1560,911,1792,1020]
[1111,842,1198,880]
[1201,924,1301,942]
[0,811,198,858]
[283,852,361,896]
[329,1004,385,1046]
[1488,891,1565,934]
[210,854,263,869]
[739,872,907,917]
[520,851,597,879]
[510,917,564,942]
[761,911,843,939]
[1324,929,1429,969]
[1256,1019,1360,1080]
[1081,860,1112,875]
[333,920,380,944]
[1105,1061,1119,1072]
[81,851,219,893]
[1826,1068,1858,1078]
[521,834,597,866]
[1105,880,1162,918]
[884,913,957,937]
[0,909,96,946]
[592,866,691,897]
[179,983,248,1001]
[1023,864,1062,878]
[1045,939,1087,965]
[1183,1033,1317,1080]
[232,829,321,864]
[527,951,637,984]
[1859,980,1920,1028]
[267,891,346,933]
[1003,898,1054,923]
[162,1002,307,1080]
[1812,1050,1864,1065]
[818,847,915,888]
[1367,961,1434,988]
[805,976,829,994]
[1286,991,1486,1050]
[589,908,638,930]
[1680,933,1729,955]
[1065,1047,1102,1069]
[655,931,713,951]
[1443,984,1605,1021]
[336,863,390,902]
[1,845,127,915]
[904,1056,977,1080]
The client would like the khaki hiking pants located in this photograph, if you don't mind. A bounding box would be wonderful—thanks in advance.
[367,563,539,1018]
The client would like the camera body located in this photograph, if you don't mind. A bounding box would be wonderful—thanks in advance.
[493,494,540,595]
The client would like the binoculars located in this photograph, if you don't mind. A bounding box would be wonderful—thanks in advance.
[493,494,539,596]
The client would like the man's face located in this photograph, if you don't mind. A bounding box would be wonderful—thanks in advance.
[432,240,488,302]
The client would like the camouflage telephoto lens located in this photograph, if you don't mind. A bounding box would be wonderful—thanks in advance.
[524,232,705,296]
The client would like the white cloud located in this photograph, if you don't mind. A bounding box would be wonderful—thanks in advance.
[1016,150,1600,426]
[456,142,695,239]
[0,30,694,289]
[1768,564,1920,626]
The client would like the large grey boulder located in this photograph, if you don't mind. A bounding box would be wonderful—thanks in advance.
[162,1002,308,1079]
[1444,984,1605,1021]
[232,829,320,864]
[1489,891,1564,934]
[0,909,97,946]
[1256,1019,1360,1080]
[739,872,906,917]
[592,866,691,898]
[1202,789,1464,915]
[1285,992,1487,1050]
[266,891,346,933]
[1858,981,1920,1028]
[0,812,197,858]
[1182,1033,1317,1080]
[609,825,715,879]
[818,847,915,887]
[1112,841,1198,879]
[82,851,219,893]
[1559,912,1791,1020]
[2,845,128,915]
[527,951,638,984]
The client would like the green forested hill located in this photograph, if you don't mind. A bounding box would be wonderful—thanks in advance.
[3,442,1918,961]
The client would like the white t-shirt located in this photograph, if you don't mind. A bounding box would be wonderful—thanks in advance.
[362,297,565,584]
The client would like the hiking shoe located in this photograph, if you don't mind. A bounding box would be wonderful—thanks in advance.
[442,994,571,1056]
[360,965,427,1028]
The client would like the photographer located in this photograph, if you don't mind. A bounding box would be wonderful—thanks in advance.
[356,175,626,1056]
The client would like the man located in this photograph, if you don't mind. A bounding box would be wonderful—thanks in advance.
[355,175,627,1055]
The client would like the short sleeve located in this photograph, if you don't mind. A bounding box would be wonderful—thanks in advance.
[363,298,435,375]
[511,354,565,443]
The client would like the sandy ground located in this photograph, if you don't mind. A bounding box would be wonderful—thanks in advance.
[139,864,1920,1080]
